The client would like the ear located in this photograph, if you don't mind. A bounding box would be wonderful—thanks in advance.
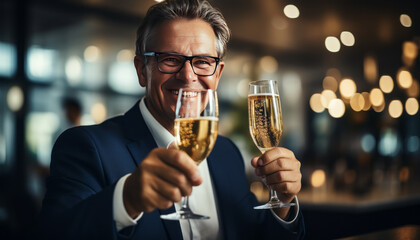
[213,61,225,90]
[134,56,147,87]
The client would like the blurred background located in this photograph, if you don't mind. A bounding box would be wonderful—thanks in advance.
[1,0,419,239]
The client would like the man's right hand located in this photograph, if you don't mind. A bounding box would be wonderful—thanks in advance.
[122,148,202,218]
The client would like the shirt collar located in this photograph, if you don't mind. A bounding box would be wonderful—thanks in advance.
[139,97,175,148]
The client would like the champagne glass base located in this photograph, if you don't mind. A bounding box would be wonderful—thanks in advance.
[254,201,296,209]
[160,211,210,220]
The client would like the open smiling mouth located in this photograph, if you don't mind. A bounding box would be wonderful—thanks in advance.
[171,90,199,97]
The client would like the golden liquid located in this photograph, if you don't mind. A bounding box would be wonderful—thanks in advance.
[174,117,218,165]
[248,94,282,153]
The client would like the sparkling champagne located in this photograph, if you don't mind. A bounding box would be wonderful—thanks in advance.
[248,94,282,153]
[174,117,218,165]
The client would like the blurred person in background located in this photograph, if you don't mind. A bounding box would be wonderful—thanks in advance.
[39,0,304,239]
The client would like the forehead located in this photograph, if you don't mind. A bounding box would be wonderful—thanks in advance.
[151,18,217,55]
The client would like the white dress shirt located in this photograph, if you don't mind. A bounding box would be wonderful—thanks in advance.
[112,97,299,239]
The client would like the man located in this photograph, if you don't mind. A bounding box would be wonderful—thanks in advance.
[40,0,305,239]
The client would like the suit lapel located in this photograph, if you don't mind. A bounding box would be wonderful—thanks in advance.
[123,101,183,240]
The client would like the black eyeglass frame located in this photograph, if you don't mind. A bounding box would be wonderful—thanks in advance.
[143,52,221,76]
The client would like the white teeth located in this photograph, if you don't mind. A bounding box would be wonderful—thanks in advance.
[171,90,198,97]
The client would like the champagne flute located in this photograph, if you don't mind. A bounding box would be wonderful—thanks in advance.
[248,80,296,209]
[160,88,219,220]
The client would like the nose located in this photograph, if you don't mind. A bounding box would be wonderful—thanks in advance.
[176,59,197,83]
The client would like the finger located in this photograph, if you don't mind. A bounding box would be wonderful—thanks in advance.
[265,170,302,185]
[251,156,261,168]
[157,149,202,186]
[151,176,183,203]
[142,186,174,211]
[144,157,193,196]
[258,157,300,176]
[257,147,295,166]
[271,181,301,195]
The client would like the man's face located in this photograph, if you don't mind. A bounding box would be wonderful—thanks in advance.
[134,18,224,133]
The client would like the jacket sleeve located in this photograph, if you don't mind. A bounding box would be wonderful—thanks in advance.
[39,127,119,240]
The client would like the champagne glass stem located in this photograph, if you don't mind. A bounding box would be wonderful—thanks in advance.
[269,188,280,203]
[180,196,190,212]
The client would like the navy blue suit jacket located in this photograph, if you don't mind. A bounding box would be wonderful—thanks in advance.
[40,101,305,239]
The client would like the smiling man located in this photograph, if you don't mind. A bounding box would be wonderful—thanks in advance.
[40,0,305,239]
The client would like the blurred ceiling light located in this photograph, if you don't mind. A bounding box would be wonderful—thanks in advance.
[400,14,412,27]
[109,61,143,95]
[325,36,341,52]
[117,49,134,62]
[321,90,336,108]
[310,93,325,113]
[364,55,378,83]
[397,69,413,89]
[370,88,384,107]
[323,76,338,92]
[340,31,355,46]
[350,93,365,112]
[405,98,419,115]
[283,4,300,19]
[65,56,83,86]
[389,100,403,118]
[7,86,24,112]
[311,169,326,188]
[339,78,357,99]
[372,101,385,112]
[84,45,100,62]
[378,129,399,157]
[154,0,164,2]
[379,75,394,93]
[403,41,418,60]
[326,68,341,81]
[361,134,376,153]
[328,99,345,118]
[259,56,278,73]
[27,46,56,81]
[0,42,16,77]
[361,92,371,111]
[407,80,419,98]
[91,103,107,124]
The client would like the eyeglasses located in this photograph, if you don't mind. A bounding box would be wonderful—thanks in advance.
[144,52,220,76]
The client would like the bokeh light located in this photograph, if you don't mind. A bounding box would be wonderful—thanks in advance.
[321,90,337,108]
[370,88,384,107]
[406,80,419,98]
[325,36,341,52]
[397,69,413,89]
[259,56,278,73]
[388,100,403,118]
[400,14,412,27]
[405,98,419,115]
[283,4,300,19]
[91,103,107,124]
[328,99,345,118]
[310,93,325,113]
[311,169,326,188]
[340,31,355,46]
[350,93,365,112]
[379,75,394,93]
[7,86,24,112]
[339,78,357,99]
[84,45,100,62]
[323,76,338,92]
[361,92,371,111]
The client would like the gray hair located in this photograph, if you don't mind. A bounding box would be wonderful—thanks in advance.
[135,0,231,59]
